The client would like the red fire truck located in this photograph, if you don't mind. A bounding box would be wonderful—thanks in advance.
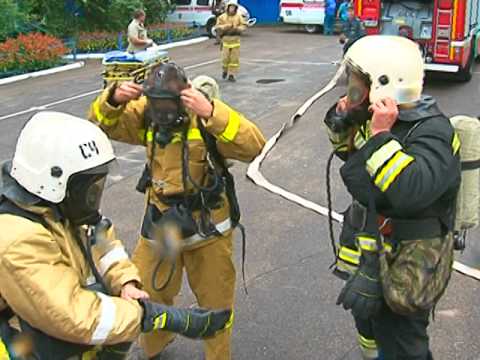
[353,0,480,81]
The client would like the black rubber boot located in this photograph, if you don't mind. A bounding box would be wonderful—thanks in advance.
[222,71,228,79]
[228,75,236,82]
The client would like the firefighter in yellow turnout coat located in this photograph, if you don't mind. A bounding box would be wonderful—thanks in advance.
[216,0,247,82]
[89,64,266,360]
[0,112,232,360]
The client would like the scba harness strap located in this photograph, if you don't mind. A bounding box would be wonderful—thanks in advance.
[139,119,248,294]
[0,198,129,360]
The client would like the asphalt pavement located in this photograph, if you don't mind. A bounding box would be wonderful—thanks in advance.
[1,26,480,360]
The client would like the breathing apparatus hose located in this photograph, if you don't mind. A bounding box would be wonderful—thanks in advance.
[151,253,177,292]
[326,150,339,265]
[181,126,249,294]
[74,222,110,294]
[181,127,221,194]
[149,127,223,293]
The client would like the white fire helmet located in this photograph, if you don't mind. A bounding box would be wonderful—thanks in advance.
[11,111,115,203]
[226,0,239,10]
[344,35,425,105]
[191,75,221,101]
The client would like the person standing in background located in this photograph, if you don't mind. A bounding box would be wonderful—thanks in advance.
[127,9,154,53]
[216,0,247,82]
[339,5,366,54]
[337,0,351,23]
[324,0,337,35]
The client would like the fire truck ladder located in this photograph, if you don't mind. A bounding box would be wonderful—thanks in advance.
[434,7,453,59]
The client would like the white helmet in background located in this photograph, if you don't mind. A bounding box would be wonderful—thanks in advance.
[226,0,239,10]
[11,111,115,204]
[191,75,221,101]
[345,35,424,104]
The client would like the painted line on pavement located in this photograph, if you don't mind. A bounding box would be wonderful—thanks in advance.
[0,89,102,122]
[0,62,85,86]
[0,59,219,122]
[184,59,219,70]
[244,58,337,66]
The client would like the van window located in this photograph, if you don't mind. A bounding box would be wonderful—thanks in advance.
[175,0,191,5]
[197,0,210,5]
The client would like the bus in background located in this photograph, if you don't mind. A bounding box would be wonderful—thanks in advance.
[279,0,326,33]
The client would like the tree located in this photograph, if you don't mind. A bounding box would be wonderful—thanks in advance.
[0,0,28,41]
[144,0,175,24]
[6,0,176,38]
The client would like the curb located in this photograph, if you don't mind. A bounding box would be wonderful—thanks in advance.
[0,36,209,86]
[0,62,85,86]
[63,36,210,61]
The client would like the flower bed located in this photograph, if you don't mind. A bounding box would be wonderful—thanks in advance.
[0,32,68,78]
[0,24,200,80]
[74,23,199,53]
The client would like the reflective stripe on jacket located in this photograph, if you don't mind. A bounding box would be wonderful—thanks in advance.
[88,87,266,247]
[0,202,143,346]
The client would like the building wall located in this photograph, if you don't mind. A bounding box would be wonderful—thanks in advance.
[240,0,281,23]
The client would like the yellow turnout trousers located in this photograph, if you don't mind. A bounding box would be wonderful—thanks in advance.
[132,233,236,360]
[222,39,241,76]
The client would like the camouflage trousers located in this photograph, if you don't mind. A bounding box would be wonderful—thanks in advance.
[354,306,434,360]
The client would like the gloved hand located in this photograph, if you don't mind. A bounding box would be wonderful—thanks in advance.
[223,28,241,36]
[0,335,33,360]
[140,300,232,338]
[336,234,383,319]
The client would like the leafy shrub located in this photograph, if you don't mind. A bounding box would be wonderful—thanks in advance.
[75,24,197,53]
[0,32,67,76]
[76,32,120,53]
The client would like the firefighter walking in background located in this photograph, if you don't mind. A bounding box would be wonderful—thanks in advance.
[215,0,247,82]
[88,63,265,360]
[325,36,460,359]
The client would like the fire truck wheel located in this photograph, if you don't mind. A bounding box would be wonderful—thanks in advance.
[207,19,217,38]
[304,25,320,34]
[455,45,474,82]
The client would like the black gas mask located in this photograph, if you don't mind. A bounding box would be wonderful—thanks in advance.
[143,62,190,147]
[62,163,110,226]
[145,97,188,147]
[326,68,372,133]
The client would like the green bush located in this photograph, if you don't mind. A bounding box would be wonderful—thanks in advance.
[76,32,120,53]
[75,24,197,53]
[0,0,28,42]
[17,0,175,37]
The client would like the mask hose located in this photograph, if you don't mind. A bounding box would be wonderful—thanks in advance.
[326,150,339,267]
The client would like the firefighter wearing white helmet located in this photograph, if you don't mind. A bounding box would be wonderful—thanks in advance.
[215,0,247,82]
[324,36,460,359]
[0,112,232,359]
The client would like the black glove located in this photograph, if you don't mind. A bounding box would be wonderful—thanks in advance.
[324,103,354,134]
[336,234,383,319]
[140,300,232,338]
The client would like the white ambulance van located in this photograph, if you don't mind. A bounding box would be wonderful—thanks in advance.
[166,0,256,37]
[279,0,326,33]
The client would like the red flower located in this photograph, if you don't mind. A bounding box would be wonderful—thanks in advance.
[0,33,68,73]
